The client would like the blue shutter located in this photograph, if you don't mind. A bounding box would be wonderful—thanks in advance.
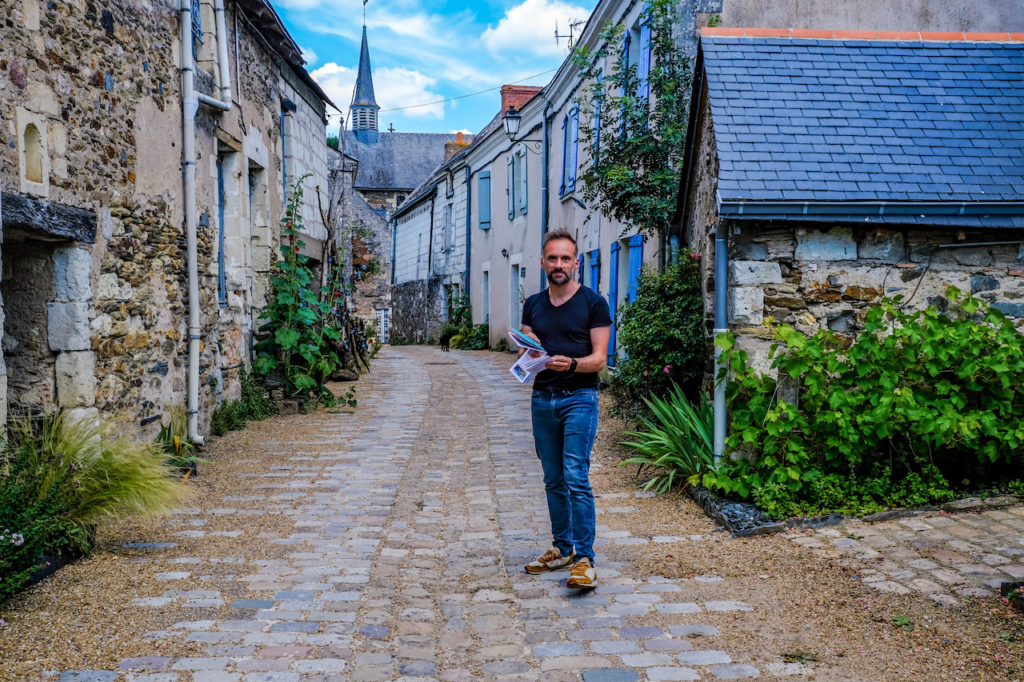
[478,171,490,229]
[519,151,528,215]
[639,22,651,103]
[627,234,643,304]
[593,73,602,162]
[568,106,579,192]
[608,241,620,367]
[589,248,600,289]
[216,156,226,307]
[620,33,631,139]
[506,155,514,220]
[577,254,584,283]
[559,114,568,196]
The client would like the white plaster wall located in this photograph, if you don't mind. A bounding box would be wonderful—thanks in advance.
[394,202,432,284]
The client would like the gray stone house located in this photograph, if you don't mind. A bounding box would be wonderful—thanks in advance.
[678,28,1024,452]
[1,0,335,438]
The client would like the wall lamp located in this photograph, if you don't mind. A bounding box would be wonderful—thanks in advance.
[501,248,509,258]
[502,105,543,153]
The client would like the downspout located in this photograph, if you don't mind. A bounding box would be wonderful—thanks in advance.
[213,0,232,102]
[713,219,727,463]
[464,166,472,307]
[390,217,397,286]
[180,0,232,443]
[540,91,551,290]
[425,190,437,339]
[180,0,203,443]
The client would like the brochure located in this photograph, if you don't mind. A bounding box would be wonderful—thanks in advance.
[507,329,550,384]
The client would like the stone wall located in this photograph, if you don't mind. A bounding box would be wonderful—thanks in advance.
[1,0,329,435]
[726,222,1024,374]
[390,277,444,344]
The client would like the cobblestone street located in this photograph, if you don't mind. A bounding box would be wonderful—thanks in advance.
[4,346,1024,681]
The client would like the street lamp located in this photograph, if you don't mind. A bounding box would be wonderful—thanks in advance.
[502,105,521,141]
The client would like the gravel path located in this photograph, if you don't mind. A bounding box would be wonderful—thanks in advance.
[2,346,1023,680]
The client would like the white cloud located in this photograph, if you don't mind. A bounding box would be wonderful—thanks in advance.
[482,0,591,58]
[301,45,318,66]
[311,62,444,128]
[376,67,444,119]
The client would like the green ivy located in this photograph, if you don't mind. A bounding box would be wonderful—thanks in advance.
[572,0,691,241]
[253,177,344,399]
[706,288,1024,518]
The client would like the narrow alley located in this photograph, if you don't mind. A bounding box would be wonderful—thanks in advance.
[1,348,1021,681]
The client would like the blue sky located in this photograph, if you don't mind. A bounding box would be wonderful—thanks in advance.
[274,0,598,135]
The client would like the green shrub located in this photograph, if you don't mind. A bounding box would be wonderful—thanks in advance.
[0,412,189,602]
[705,287,1024,518]
[210,370,277,437]
[609,255,708,421]
[619,384,714,494]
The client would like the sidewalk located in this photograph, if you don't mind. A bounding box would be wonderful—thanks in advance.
[0,346,1021,681]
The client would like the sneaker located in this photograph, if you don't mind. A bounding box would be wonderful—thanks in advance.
[525,548,575,574]
[566,558,597,589]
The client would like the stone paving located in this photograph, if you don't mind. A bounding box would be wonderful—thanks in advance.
[52,346,768,681]
[786,502,1024,607]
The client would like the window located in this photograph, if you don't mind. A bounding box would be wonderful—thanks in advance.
[507,150,527,217]
[560,106,579,196]
[443,203,454,250]
[191,0,202,59]
[478,171,491,229]
[621,5,652,138]
[445,170,455,198]
[23,124,42,184]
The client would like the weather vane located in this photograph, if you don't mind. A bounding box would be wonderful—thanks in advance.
[554,18,584,51]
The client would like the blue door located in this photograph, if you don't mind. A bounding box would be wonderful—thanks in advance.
[608,241,620,367]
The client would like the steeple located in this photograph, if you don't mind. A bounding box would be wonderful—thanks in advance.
[351,25,380,134]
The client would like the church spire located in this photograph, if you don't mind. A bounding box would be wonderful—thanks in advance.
[351,23,380,133]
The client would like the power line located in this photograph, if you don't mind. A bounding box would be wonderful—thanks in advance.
[377,68,555,113]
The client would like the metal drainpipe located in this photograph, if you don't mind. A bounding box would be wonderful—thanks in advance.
[713,222,728,463]
[213,0,232,102]
[464,166,472,307]
[180,0,232,443]
[540,93,551,291]
[425,190,436,338]
[179,0,203,444]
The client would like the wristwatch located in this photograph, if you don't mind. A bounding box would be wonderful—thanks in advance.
[568,358,578,373]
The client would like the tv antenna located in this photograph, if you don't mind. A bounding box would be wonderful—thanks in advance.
[554,18,584,51]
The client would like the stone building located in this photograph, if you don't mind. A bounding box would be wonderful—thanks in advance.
[678,28,1024,450]
[1,0,334,438]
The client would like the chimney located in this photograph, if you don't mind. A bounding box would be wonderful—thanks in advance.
[500,85,542,116]
[444,132,470,162]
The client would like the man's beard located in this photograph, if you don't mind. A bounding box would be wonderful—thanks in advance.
[546,269,570,285]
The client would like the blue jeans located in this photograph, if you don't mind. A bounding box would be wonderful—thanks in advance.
[531,387,599,562]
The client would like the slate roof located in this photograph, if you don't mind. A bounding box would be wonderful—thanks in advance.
[343,131,460,191]
[699,30,1024,224]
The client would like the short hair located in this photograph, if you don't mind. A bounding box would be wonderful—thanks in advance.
[542,229,577,256]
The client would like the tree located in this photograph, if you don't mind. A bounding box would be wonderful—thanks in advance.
[572,0,691,263]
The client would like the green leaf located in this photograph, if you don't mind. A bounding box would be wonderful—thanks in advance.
[275,327,301,350]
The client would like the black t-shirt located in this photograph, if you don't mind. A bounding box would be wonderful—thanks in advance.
[521,285,612,391]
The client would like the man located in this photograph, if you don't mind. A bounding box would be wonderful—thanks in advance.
[520,229,611,589]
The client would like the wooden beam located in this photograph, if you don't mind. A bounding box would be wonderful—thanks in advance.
[2,193,97,243]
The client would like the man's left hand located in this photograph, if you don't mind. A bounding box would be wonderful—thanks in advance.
[545,355,574,372]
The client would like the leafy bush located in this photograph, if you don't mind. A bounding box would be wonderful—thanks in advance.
[706,288,1024,518]
[439,299,489,351]
[609,255,707,421]
[0,412,189,602]
[253,177,345,400]
[619,384,714,494]
[455,323,489,350]
[210,370,277,437]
